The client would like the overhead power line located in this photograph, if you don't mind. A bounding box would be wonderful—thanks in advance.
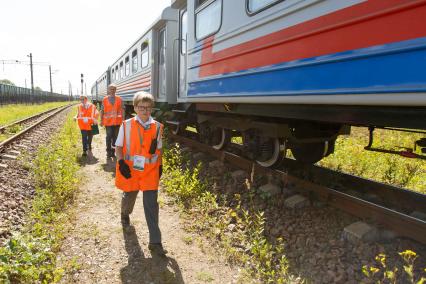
[0,59,50,66]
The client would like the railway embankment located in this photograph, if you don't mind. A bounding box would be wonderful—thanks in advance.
[1,111,425,283]
[159,141,426,283]
[0,109,80,282]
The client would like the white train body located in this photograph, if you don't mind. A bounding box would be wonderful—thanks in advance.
[92,0,426,164]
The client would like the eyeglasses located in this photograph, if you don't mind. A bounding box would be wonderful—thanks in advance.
[135,105,152,112]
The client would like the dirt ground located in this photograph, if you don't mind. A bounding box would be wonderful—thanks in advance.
[57,129,240,284]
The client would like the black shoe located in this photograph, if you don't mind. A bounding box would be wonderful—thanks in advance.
[121,215,130,226]
[148,243,168,255]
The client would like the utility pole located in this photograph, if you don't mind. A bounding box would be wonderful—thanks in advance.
[69,81,72,101]
[80,73,84,95]
[28,53,34,95]
[49,65,53,95]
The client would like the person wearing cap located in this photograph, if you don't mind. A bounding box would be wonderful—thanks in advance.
[115,91,166,255]
[75,95,97,156]
[100,83,125,158]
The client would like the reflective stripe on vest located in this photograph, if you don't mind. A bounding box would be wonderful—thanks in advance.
[78,103,95,119]
[123,118,161,162]
[77,104,95,130]
[102,96,123,125]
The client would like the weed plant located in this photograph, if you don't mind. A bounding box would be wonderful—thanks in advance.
[162,142,293,283]
[319,127,426,193]
[0,112,80,283]
[362,250,425,283]
[0,102,69,127]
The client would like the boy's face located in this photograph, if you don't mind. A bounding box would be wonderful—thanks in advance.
[134,101,152,122]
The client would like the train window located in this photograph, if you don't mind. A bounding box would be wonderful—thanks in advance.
[132,49,138,73]
[180,10,187,55]
[196,0,210,7]
[120,61,124,79]
[195,0,222,40]
[125,56,130,76]
[247,0,283,14]
[115,66,119,81]
[141,42,149,68]
[111,69,115,82]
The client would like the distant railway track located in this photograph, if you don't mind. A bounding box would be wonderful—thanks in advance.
[169,132,426,245]
[0,104,74,244]
[0,105,71,153]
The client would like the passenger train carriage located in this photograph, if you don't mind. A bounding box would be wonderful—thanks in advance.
[92,0,426,165]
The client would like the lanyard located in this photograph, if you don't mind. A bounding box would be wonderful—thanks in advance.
[136,123,144,147]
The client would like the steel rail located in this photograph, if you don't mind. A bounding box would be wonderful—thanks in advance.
[281,159,426,214]
[0,105,72,153]
[169,132,426,245]
[0,106,63,133]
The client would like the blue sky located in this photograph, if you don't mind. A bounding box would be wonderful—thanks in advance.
[0,0,170,94]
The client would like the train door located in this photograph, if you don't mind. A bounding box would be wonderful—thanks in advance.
[178,9,188,99]
[158,27,167,99]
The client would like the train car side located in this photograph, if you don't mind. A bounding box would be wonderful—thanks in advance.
[168,0,426,164]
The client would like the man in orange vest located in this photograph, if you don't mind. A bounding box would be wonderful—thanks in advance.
[75,95,97,156]
[115,91,166,255]
[100,83,124,158]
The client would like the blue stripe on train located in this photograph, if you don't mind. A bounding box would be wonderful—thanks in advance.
[188,37,426,97]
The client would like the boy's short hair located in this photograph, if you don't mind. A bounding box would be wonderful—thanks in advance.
[133,91,155,106]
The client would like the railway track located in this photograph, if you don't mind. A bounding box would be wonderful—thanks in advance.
[169,132,426,245]
[0,105,71,154]
[0,104,73,244]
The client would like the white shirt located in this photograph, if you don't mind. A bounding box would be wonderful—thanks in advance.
[115,116,162,149]
[80,102,92,109]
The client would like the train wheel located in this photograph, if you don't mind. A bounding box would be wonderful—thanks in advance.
[256,137,285,168]
[291,141,329,164]
[241,133,285,168]
[212,128,230,150]
[171,123,181,135]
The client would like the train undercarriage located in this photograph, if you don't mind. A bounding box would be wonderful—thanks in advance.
[165,104,349,165]
[163,102,426,166]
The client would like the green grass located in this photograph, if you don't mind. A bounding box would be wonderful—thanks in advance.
[0,102,70,127]
[0,111,80,283]
[319,127,426,193]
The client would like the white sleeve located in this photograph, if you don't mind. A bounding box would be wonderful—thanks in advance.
[115,124,125,147]
[157,129,163,149]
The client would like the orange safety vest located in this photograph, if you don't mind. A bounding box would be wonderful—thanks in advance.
[102,96,123,126]
[115,117,163,192]
[77,103,96,131]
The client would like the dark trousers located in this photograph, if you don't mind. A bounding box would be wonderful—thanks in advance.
[121,190,162,244]
[105,125,120,155]
[80,130,93,152]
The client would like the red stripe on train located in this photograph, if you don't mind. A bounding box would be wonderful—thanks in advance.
[117,82,151,92]
[117,76,151,89]
[115,72,151,88]
[200,0,426,77]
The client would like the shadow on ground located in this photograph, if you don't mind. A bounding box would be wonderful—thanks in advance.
[77,151,99,166]
[120,226,184,284]
[101,158,117,177]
